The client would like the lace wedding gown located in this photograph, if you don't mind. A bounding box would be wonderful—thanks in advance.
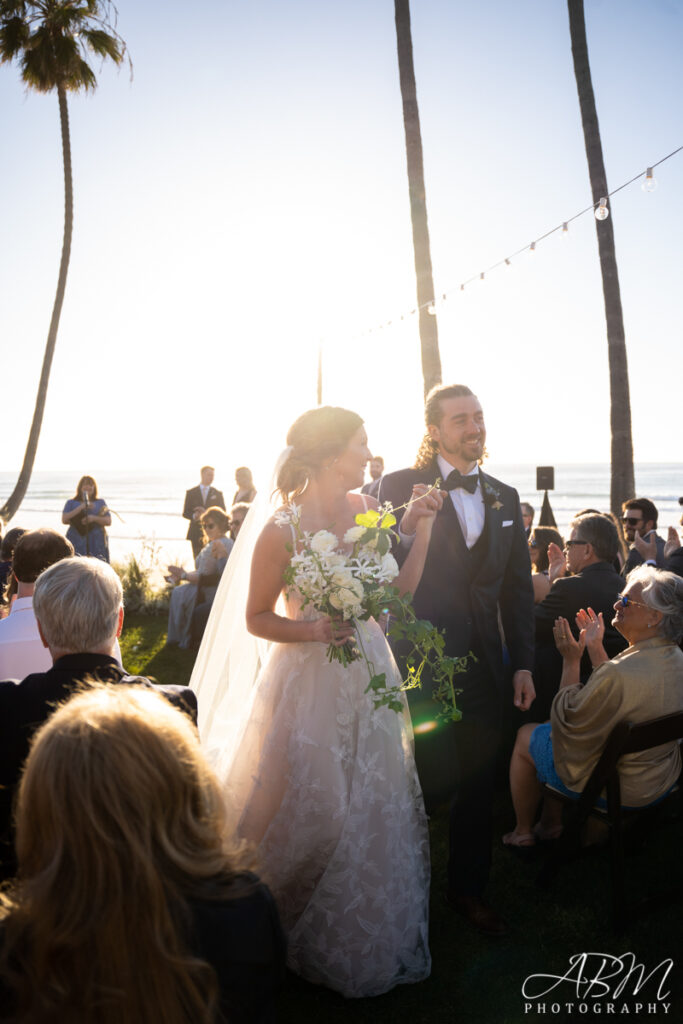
[220,590,431,998]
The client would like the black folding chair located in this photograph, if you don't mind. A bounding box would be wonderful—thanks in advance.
[537,710,683,929]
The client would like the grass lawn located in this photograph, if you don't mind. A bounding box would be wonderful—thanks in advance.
[121,615,683,1023]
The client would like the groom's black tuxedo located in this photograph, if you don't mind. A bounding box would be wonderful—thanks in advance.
[379,461,534,680]
[183,485,226,557]
[379,460,534,898]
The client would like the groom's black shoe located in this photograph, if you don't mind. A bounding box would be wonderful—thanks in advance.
[445,892,508,937]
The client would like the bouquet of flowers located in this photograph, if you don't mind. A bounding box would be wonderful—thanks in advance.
[277,502,472,719]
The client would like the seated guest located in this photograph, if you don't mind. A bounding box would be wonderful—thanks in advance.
[0,685,286,1023]
[0,557,197,881]
[0,528,26,618]
[0,529,74,679]
[532,513,627,721]
[528,526,564,604]
[167,507,233,649]
[621,497,666,574]
[504,567,683,847]
[229,501,250,541]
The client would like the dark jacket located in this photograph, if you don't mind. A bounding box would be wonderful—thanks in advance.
[623,532,666,575]
[379,462,535,686]
[183,485,226,546]
[0,653,197,881]
[533,560,627,720]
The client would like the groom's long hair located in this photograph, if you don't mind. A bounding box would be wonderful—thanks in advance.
[414,384,478,469]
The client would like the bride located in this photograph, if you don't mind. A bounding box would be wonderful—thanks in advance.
[191,406,443,998]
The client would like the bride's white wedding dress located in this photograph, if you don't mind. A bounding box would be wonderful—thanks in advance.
[220,586,431,998]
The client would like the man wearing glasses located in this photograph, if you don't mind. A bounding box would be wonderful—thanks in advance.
[621,497,666,575]
[532,512,626,720]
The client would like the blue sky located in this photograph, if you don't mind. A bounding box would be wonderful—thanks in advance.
[1,0,681,482]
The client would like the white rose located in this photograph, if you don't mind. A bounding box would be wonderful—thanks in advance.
[322,553,346,570]
[331,568,355,589]
[310,530,339,555]
[378,553,399,582]
[343,525,366,544]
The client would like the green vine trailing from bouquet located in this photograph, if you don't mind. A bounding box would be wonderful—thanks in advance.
[279,498,473,721]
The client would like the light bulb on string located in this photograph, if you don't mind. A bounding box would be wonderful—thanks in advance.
[529,242,536,253]
[595,197,609,221]
[427,304,437,316]
[504,258,511,266]
[479,272,485,282]
[642,167,658,192]
[562,222,569,237]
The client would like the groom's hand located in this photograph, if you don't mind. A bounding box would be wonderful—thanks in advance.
[512,670,535,711]
[402,484,445,535]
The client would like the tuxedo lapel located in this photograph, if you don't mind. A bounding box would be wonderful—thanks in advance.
[425,459,468,562]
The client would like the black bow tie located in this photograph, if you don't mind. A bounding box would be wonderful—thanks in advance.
[443,469,479,494]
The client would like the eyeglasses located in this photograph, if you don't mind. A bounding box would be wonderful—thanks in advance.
[622,516,642,526]
[528,539,538,548]
[564,540,588,548]
[616,593,649,609]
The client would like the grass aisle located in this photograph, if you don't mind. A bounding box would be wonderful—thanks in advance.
[120,616,682,1023]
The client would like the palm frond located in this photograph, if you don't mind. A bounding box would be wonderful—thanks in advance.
[0,16,30,62]
[80,27,123,63]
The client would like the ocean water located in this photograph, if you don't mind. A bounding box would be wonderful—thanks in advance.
[1,464,681,573]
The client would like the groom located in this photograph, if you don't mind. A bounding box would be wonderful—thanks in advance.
[379,383,535,936]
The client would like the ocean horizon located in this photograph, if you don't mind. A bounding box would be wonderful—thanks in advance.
[1,464,681,574]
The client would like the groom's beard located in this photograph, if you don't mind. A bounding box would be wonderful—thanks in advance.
[441,435,486,464]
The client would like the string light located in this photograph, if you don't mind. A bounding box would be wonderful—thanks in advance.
[642,167,658,192]
[342,142,682,340]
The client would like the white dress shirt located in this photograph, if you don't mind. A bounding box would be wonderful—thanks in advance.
[0,597,51,679]
[399,456,485,550]
[437,454,485,550]
[0,596,123,680]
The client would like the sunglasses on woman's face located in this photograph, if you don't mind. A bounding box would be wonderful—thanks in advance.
[616,593,648,609]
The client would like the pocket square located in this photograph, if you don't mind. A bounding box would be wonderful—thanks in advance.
[502,520,513,527]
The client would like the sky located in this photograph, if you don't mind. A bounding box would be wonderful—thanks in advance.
[1,0,682,488]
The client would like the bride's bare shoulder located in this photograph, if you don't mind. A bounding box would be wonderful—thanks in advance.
[348,491,379,511]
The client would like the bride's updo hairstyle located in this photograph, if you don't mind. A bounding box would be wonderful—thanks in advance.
[277,406,364,502]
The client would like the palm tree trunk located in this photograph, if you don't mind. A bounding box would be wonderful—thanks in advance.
[0,85,73,525]
[567,0,634,515]
[394,0,441,397]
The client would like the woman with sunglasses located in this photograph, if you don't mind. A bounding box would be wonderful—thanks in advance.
[167,507,233,649]
[528,527,564,603]
[504,565,683,846]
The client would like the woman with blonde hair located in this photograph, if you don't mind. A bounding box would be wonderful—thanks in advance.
[0,685,285,1023]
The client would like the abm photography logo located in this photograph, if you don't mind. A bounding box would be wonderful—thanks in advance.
[522,952,674,1016]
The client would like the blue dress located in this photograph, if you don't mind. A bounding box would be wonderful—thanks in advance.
[63,498,110,562]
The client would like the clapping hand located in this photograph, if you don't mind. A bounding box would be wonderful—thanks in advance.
[575,607,604,646]
[547,542,567,584]
[665,526,682,559]
[552,616,584,660]
[633,529,657,561]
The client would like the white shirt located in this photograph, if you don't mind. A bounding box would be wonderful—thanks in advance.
[436,454,485,550]
[0,596,123,680]
[0,597,51,679]
[398,456,485,551]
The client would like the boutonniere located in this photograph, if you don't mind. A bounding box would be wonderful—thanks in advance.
[481,480,504,511]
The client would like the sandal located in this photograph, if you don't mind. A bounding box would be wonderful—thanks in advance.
[502,830,536,848]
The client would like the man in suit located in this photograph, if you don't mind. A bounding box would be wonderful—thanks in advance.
[0,556,197,880]
[533,512,627,720]
[361,455,384,498]
[183,466,226,558]
[621,497,666,575]
[379,383,535,935]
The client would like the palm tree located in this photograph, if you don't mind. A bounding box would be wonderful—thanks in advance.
[567,0,634,515]
[0,0,126,525]
[394,0,441,397]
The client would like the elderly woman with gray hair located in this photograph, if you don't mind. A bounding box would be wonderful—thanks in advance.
[504,565,683,847]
